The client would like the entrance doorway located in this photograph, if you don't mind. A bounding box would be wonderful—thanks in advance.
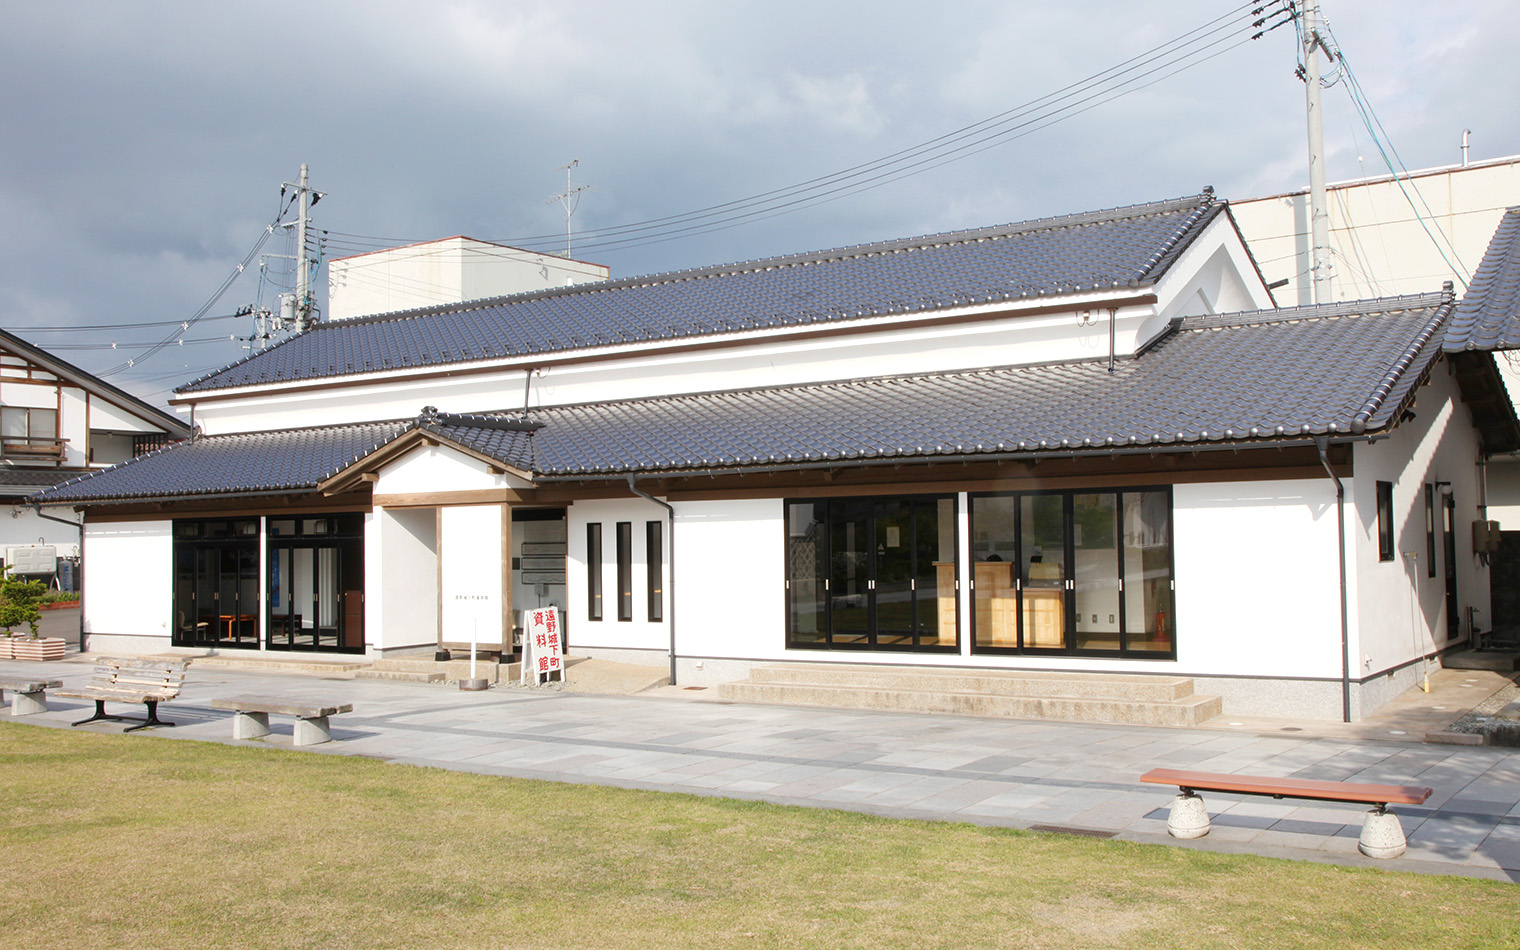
[266,514,365,652]
[512,508,567,648]
[172,519,259,649]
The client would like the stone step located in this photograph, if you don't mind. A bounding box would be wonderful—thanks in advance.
[187,655,370,675]
[354,669,446,684]
[744,663,1197,702]
[718,678,1221,727]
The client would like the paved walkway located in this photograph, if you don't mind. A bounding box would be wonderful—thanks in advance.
[7,653,1520,882]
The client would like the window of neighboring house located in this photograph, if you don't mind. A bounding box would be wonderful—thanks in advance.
[646,520,664,623]
[1,407,57,450]
[1425,484,1437,578]
[1377,481,1395,561]
[616,521,633,622]
[587,523,603,621]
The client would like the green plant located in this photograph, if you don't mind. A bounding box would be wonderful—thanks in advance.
[0,570,46,638]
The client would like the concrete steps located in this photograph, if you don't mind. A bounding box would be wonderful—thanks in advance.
[186,654,371,675]
[355,657,522,685]
[718,663,1221,727]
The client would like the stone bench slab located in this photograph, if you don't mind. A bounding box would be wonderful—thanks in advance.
[212,696,352,746]
[0,678,61,716]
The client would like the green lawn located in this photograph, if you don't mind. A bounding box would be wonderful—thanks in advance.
[1,722,1516,949]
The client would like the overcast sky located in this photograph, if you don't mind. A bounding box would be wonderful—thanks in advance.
[3,1,1518,406]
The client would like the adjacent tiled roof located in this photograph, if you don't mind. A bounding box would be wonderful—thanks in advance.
[0,468,89,498]
[176,193,1224,394]
[39,295,1459,504]
[1444,208,1520,352]
[36,422,408,504]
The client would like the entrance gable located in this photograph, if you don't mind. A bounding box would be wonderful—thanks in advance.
[371,442,534,507]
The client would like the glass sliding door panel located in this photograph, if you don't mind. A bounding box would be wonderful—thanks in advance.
[1073,493,1120,652]
[917,498,954,647]
[829,501,872,645]
[786,502,827,646]
[317,547,339,646]
[270,548,294,647]
[971,495,1018,649]
[1122,491,1173,652]
[1020,494,1067,649]
[872,500,914,645]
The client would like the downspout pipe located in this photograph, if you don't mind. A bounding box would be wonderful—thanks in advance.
[30,503,85,652]
[626,475,676,686]
[1313,437,1352,723]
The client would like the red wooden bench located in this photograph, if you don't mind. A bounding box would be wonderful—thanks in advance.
[1140,767,1432,859]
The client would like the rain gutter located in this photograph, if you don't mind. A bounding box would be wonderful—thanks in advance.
[626,475,677,686]
[1314,435,1352,723]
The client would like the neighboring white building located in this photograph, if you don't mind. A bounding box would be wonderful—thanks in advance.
[327,236,610,321]
[0,327,190,576]
[1231,154,1520,306]
[37,190,1517,722]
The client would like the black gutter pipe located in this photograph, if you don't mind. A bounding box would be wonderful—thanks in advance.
[626,475,676,686]
[30,503,85,652]
[1314,436,1352,723]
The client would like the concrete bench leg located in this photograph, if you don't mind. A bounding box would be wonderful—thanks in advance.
[1358,808,1408,859]
[1167,791,1211,839]
[293,714,332,746]
[11,689,48,716]
[232,710,272,740]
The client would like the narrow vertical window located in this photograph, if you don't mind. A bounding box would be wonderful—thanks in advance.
[616,522,633,621]
[1377,481,1394,562]
[1425,484,1436,578]
[586,523,603,621]
[646,520,664,622]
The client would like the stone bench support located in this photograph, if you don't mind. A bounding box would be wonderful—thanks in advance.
[213,697,353,746]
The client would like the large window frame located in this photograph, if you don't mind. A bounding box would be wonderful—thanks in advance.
[784,494,959,653]
[265,514,366,654]
[969,487,1176,659]
[172,518,260,650]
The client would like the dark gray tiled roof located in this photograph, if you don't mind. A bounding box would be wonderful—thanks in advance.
[0,468,89,497]
[36,422,408,504]
[449,294,1448,476]
[1445,208,1520,352]
[177,193,1223,394]
[38,295,1452,504]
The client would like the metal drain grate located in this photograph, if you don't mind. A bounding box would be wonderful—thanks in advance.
[683,686,708,691]
[1026,824,1117,839]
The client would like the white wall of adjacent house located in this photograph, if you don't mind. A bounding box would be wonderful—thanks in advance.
[81,520,173,651]
[1231,155,1520,306]
[565,497,673,659]
[1351,365,1487,677]
[327,237,610,321]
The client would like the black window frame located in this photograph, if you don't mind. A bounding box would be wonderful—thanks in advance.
[616,521,633,622]
[646,520,664,623]
[586,522,603,621]
[1377,481,1395,562]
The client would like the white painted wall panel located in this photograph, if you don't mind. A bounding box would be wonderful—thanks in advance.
[370,507,438,651]
[439,505,505,646]
[669,498,784,660]
[374,444,529,495]
[82,520,172,642]
[1172,480,1347,679]
[566,497,672,652]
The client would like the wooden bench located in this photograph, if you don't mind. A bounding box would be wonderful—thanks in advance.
[1141,767,1433,859]
[56,657,188,732]
[0,677,62,716]
[211,696,353,746]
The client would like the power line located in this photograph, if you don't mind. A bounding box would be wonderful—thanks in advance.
[318,2,1268,258]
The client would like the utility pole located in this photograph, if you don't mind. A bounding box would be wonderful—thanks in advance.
[293,161,314,328]
[546,159,591,258]
[1302,1,1334,304]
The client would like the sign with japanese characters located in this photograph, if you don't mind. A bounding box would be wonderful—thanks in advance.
[521,607,564,684]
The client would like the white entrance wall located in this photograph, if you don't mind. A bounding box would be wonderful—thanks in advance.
[439,504,506,649]
[81,520,172,653]
[566,497,676,659]
[368,506,438,652]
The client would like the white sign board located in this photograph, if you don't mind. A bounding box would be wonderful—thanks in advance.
[520,607,564,684]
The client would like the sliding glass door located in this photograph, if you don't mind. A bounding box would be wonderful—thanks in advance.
[971,489,1173,657]
[172,519,259,649]
[786,495,957,652]
[266,514,365,653]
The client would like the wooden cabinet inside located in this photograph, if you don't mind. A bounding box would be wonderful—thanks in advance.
[933,562,958,646]
[974,561,1017,647]
[1022,588,1065,648]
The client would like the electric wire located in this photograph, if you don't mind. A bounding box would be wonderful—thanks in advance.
[317,2,1270,257]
